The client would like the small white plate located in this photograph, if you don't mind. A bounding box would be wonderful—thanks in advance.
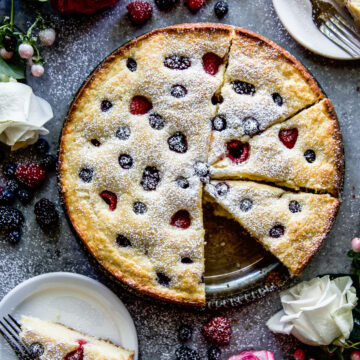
[273,0,360,60]
[0,272,138,359]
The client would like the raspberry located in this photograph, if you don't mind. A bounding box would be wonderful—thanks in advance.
[170,210,191,229]
[227,141,249,164]
[202,316,231,345]
[15,164,46,189]
[278,128,298,149]
[100,191,117,211]
[130,96,152,115]
[202,53,223,76]
[34,198,59,229]
[127,1,153,24]
[185,0,205,12]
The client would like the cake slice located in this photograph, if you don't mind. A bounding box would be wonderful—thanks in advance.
[205,180,340,276]
[210,99,343,196]
[335,0,360,27]
[208,28,324,164]
[19,316,134,360]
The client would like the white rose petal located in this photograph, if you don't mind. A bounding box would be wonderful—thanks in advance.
[0,83,53,150]
[267,276,358,346]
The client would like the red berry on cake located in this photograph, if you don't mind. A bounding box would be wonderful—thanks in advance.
[170,210,191,229]
[202,316,231,345]
[279,128,298,149]
[15,164,46,189]
[130,96,153,115]
[185,0,206,12]
[226,141,249,164]
[202,53,223,76]
[100,191,117,211]
[127,1,153,24]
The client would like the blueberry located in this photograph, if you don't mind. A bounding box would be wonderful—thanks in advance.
[17,188,33,205]
[155,0,177,11]
[116,126,131,140]
[164,55,191,70]
[176,177,189,189]
[119,154,133,169]
[178,324,192,342]
[29,343,44,357]
[6,179,19,194]
[149,114,165,130]
[208,346,221,360]
[34,138,49,155]
[79,167,94,182]
[171,85,187,98]
[243,117,260,136]
[0,190,15,205]
[141,166,161,191]
[289,200,301,213]
[7,230,21,244]
[0,206,24,232]
[168,132,187,153]
[215,182,229,197]
[126,58,137,72]
[212,115,227,131]
[272,92,283,106]
[116,234,132,247]
[91,139,101,147]
[175,345,200,360]
[269,224,285,238]
[239,198,252,212]
[34,198,59,229]
[40,154,57,171]
[194,162,209,181]
[3,162,17,178]
[133,201,147,214]
[304,150,316,163]
[3,35,17,52]
[181,257,193,264]
[156,272,171,287]
[100,100,112,112]
[214,1,228,18]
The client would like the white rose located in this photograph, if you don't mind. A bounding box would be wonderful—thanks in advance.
[0,83,53,150]
[267,275,358,346]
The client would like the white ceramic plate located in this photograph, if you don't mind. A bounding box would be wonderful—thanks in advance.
[273,0,360,60]
[0,272,138,359]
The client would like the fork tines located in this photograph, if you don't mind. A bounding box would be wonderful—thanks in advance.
[0,315,32,360]
[320,13,360,56]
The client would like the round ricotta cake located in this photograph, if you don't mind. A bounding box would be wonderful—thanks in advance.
[59,24,344,306]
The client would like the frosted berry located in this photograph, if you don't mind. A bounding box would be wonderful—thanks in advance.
[202,316,231,345]
[289,200,301,213]
[64,346,84,360]
[232,81,256,95]
[178,324,192,342]
[239,198,252,212]
[31,64,44,77]
[194,161,209,181]
[215,182,229,197]
[350,350,360,360]
[207,346,221,360]
[116,126,131,140]
[185,0,206,12]
[202,52,223,76]
[243,117,260,136]
[29,343,44,358]
[164,55,191,70]
[34,198,59,229]
[175,346,200,360]
[34,138,49,155]
[227,140,250,164]
[269,224,285,238]
[40,154,57,171]
[212,115,227,131]
[176,177,189,189]
[0,206,24,232]
[0,188,15,205]
[214,1,228,18]
[39,28,56,46]
[133,201,147,214]
[351,238,360,253]
[127,1,153,24]
[3,35,17,52]
[0,48,13,60]
[141,166,161,191]
[79,167,94,183]
[7,230,21,244]
[119,154,133,169]
[171,84,187,98]
[6,179,19,194]
[15,164,46,189]
[171,210,191,229]
[19,43,34,59]
[17,188,33,205]
[101,100,112,112]
[304,149,316,163]
[149,114,165,130]
[279,128,298,149]
[293,349,306,360]
[272,92,283,106]
[168,132,187,153]
[155,0,177,11]
[3,162,17,178]
[100,191,117,211]
[126,58,137,72]
[130,96,152,115]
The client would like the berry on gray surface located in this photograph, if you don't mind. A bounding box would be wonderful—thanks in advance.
[6,179,19,194]
[17,188,33,205]
[34,198,59,229]
[178,324,193,342]
[0,189,15,205]
[0,206,24,232]
[3,162,17,178]
[208,345,221,360]
[214,1,228,18]
[34,138,49,155]
[7,230,21,244]
[155,0,177,11]
[40,154,57,171]
[175,345,200,360]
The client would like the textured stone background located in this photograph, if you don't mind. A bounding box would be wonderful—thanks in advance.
[0,0,359,359]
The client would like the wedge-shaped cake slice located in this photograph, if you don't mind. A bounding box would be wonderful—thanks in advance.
[19,316,134,360]
[210,99,344,196]
[208,28,324,164]
[335,0,360,27]
[205,180,340,276]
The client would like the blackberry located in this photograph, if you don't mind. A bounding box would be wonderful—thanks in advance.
[0,189,15,205]
[231,80,256,95]
[214,1,228,18]
[40,154,57,171]
[155,0,177,10]
[168,132,187,153]
[149,114,165,130]
[178,324,192,342]
[0,206,24,232]
[3,162,17,178]
[34,138,49,155]
[116,126,131,140]
[17,188,33,205]
[171,85,187,98]
[289,200,301,213]
[6,179,19,193]
[101,100,112,112]
[141,166,161,191]
[175,346,200,360]
[208,346,221,360]
[164,55,191,70]
[133,201,147,214]
[34,198,59,229]
[126,58,137,72]
[7,230,21,244]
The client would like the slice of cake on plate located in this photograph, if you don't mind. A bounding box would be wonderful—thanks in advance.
[205,180,340,276]
[335,0,360,27]
[210,99,344,196]
[19,316,134,360]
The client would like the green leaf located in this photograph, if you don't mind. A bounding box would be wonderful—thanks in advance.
[0,54,25,79]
